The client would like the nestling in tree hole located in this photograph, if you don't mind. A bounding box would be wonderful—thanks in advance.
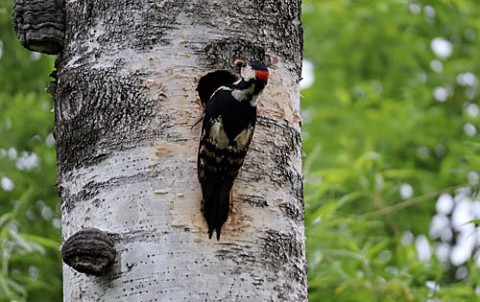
[197,59,269,240]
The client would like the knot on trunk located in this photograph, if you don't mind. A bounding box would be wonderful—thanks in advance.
[12,0,65,55]
[61,228,117,276]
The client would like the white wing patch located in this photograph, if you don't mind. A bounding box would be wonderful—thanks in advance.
[208,116,254,151]
[209,116,230,148]
[234,126,253,149]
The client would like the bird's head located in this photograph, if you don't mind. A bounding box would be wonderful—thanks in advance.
[235,59,269,88]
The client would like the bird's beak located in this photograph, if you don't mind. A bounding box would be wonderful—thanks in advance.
[234,59,246,68]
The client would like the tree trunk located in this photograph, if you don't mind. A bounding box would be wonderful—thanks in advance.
[55,1,305,300]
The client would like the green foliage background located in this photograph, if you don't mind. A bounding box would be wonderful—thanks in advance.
[0,2,61,302]
[0,1,479,301]
[302,1,479,301]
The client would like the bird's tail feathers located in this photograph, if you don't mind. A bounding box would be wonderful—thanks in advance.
[204,182,231,240]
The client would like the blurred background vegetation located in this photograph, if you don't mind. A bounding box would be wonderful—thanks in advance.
[0,2,61,302]
[0,0,479,301]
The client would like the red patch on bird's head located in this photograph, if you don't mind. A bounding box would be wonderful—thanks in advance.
[255,70,269,83]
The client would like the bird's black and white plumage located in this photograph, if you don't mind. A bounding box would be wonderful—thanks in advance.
[197,60,269,240]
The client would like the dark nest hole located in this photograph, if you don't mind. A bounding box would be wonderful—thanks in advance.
[197,70,238,106]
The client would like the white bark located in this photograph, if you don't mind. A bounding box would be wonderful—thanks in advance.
[57,1,306,301]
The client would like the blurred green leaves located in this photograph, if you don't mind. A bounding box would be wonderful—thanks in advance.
[0,2,61,302]
[303,0,479,301]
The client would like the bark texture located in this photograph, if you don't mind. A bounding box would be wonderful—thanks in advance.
[56,1,305,300]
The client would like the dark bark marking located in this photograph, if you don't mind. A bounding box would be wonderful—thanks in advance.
[54,66,167,171]
[60,180,99,213]
[233,117,304,223]
[201,39,266,70]
[194,0,302,76]
[257,116,302,195]
[237,194,268,208]
[215,245,256,266]
[261,229,307,301]
[188,1,302,77]
[279,200,304,223]
[256,0,303,76]
[261,229,303,269]
[65,0,184,55]
[242,116,303,191]
[62,168,169,213]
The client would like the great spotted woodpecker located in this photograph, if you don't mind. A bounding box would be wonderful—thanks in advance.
[197,59,269,240]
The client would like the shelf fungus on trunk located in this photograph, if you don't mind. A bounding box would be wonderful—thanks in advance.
[12,0,65,55]
[61,228,117,277]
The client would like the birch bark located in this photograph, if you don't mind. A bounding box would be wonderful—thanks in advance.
[56,1,306,300]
